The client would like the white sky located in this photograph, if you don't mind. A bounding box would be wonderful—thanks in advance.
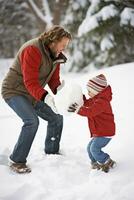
[0,60,134,200]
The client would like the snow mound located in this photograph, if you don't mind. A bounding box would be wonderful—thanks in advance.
[54,83,83,115]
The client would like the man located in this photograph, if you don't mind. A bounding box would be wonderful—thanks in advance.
[1,25,71,173]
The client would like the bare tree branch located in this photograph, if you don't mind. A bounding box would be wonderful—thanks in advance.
[42,0,53,28]
[27,0,47,31]
[27,0,70,31]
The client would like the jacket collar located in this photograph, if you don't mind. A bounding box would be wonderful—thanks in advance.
[53,52,67,65]
[39,38,67,65]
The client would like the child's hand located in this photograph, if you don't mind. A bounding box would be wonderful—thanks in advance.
[68,103,80,113]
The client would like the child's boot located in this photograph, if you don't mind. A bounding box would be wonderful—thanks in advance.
[101,158,116,173]
[91,161,101,170]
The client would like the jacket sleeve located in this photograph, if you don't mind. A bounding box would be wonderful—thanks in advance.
[20,45,47,101]
[48,63,61,94]
[78,98,106,118]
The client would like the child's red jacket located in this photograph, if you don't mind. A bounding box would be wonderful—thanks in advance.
[78,86,115,137]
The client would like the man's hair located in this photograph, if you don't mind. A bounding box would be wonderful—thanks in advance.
[39,25,72,44]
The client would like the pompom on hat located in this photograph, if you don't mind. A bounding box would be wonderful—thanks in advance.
[87,74,107,94]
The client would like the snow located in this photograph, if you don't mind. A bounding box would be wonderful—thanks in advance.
[100,5,118,20]
[55,83,83,115]
[63,0,87,25]
[0,59,13,79]
[78,14,99,37]
[78,4,119,37]
[100,34,115,51]
[42,0,53,27]
[120,7,134,27]
[0,60,134,199]
[28,0,53,28]
[87,0,100,16]
[78,1,134,37]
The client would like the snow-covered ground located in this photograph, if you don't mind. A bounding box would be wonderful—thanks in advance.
[0,61,134,200]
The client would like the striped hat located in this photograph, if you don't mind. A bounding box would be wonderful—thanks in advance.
[87,74,107,94]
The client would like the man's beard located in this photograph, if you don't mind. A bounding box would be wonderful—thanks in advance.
[48,47,57,59]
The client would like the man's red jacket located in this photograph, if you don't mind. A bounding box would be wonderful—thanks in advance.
[20,46,60,101]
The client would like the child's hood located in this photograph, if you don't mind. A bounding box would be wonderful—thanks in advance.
[96,85,112,101]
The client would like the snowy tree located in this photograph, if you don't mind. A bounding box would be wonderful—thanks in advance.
[0,0,39,58]
[62,0,91,72]
[2,0,134,72]
[64,0,134,71]
[0,0,69,58]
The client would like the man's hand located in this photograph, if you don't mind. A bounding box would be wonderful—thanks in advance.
[44,94,58,114]
[68,103,80,113]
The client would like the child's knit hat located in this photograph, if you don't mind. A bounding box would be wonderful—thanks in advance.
[87,74,107,94]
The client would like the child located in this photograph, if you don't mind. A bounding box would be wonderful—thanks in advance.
[68,74,116,173]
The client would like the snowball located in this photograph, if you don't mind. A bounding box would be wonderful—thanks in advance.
[54,83,83,115]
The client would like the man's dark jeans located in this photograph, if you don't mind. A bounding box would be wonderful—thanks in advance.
[6,95,63,163]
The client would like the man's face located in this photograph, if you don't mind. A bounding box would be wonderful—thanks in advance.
[49,37,70,57]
